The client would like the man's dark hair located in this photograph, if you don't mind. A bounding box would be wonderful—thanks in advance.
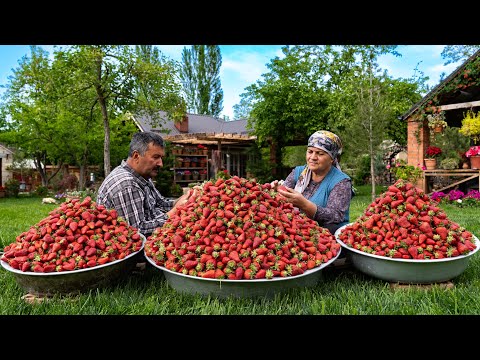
[128,131,164,157]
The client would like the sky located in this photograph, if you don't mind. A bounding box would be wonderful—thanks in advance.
[0,45,464,120]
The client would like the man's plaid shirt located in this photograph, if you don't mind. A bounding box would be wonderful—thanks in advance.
[96,160,174,237]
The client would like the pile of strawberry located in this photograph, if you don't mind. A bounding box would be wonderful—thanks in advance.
[337,179,477,260]
[1,197,143,273]
[145,176,340,280]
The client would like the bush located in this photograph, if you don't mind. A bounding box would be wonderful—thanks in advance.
[34,185,49,197]
[5,178,20,198]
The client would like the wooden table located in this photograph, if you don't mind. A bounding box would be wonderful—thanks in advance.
[423,169,480,195]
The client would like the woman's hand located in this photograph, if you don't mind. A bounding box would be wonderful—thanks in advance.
[277,186,317,219]
[277,186,304,208]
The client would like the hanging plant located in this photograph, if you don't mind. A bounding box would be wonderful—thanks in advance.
[459,110,480,144]
[427,112,447,131]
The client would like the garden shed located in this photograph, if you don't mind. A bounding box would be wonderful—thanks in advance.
[133,112,257,182]
[401,49,480,194]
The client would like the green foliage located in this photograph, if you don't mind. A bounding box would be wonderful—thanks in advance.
[283,145,307,167]
[388,160,423,182]
[34,185,49,197]
[439,157,460,170]
[170,183,183,197]
[154,141,175,197]
[441,45,480,65]
[180,45,223,117]
[1,45,186,187]
[459,109,480,144]
[5,178,20,197]
[245,143,275,184]
[351,154,371,185]
[431,126,470,163]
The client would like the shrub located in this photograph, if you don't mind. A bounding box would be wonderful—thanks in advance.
[5,178,20,198]
[34,185,49,197]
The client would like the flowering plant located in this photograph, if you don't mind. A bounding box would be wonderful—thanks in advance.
[427,112,447,130]
[197,144,207,149]
[431,189,480,208]
[184,170,191,175]
[425,146,442,158]
[465,146,480,158]
[199,169,207,175]
[387,160,424,183]
[216,169,230,179]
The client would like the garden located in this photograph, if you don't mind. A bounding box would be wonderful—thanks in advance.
[1,183,480,315]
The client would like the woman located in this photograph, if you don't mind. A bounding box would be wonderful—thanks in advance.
[273,130,353,235]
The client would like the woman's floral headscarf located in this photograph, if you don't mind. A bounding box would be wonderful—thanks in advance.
[307,130,343,168]
[294,130,344,194]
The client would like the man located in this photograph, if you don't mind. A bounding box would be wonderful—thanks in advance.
[96,131,195,239]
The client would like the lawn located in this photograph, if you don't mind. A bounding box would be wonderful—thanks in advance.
[1,185,479,316]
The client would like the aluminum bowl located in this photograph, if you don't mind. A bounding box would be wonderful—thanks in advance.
[334,224,480,284]
[145,248,341,299]
[1,235,145,296]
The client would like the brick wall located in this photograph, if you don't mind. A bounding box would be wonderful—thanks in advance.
[407,116,429,190]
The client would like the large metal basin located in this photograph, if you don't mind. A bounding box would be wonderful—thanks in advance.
[1,237,145,296]
[334,224,479,284]
[145,248,341,299]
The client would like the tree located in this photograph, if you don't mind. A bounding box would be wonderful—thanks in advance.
[180,45,223,117]
[46,45,186,177]
[241,45,424,190]
[441,45,480,65]
[1,45,186,187]
[0,46,68,186]
[233,92,254,120]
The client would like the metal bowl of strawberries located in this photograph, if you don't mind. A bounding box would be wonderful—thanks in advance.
[145,250,340,299]
[1,239,145,297]
[335,224,480,284]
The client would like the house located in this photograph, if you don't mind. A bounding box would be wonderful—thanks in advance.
[401,49,480,193]
[133,111,257,180]
[0,143,14,188]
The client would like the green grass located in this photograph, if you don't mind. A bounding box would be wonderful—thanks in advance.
[1,186,480,315]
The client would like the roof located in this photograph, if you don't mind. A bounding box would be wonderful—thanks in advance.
[0,143,14,157]
[401,49,480,121]
[133,111,257,145]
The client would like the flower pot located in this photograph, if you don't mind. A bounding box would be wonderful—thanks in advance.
[433,126,443,133]
[192,175,199,181]
[184,174,191,181]
[470,155,480,170]
[424,158,437,170]
[462,162,470,169]
[199,174,207,181]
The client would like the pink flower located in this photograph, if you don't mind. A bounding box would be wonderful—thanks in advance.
[465,146,480,158]
[386,165,391,169]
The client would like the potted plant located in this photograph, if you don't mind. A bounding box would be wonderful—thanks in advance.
[197,144,208,155]
[424,146,442,169]
[459,109,480,144]
[199,169,207,181]
[387,160,423,183]
[465,145,480,169]
[192,170,199,181]
[439,157,460,170]
[427,112,447,133]
[183,170,192,180]
[172,144,183,155]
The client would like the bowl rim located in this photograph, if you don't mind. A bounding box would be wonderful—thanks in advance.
[0,235,146,277]
[334,223,480,263]
[145,246,341,283]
